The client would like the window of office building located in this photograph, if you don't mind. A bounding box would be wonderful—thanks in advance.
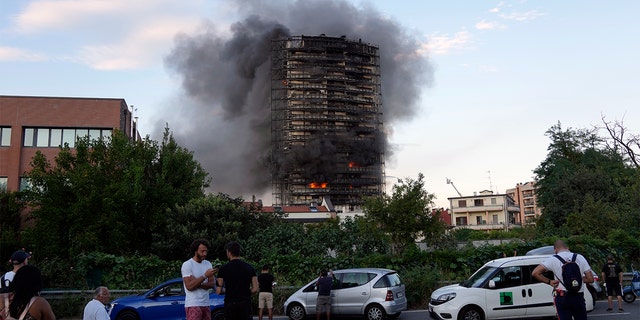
[0,177,7,191]
[23,127,113,147]
[19,177,31,191]
[1,127,11,146]
[62,129,76,147]
[36,128,49,147]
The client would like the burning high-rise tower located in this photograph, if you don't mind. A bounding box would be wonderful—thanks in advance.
[271,35,384,207]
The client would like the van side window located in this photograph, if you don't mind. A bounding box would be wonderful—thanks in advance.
[529,264,554,284]
[490,266,523,289]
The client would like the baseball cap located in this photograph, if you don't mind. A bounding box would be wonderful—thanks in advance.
[10,250,30,264]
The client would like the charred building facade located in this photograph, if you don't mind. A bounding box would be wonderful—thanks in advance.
[271,35,384,207]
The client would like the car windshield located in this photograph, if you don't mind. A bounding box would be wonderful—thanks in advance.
[460,266,497,288]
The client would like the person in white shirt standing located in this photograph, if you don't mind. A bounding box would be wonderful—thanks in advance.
[532,240,594,320]
[83,286,110,320]
[1,250,30,293]
[182,239,216,320]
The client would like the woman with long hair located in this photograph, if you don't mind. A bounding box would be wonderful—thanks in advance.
[1,265,55,320]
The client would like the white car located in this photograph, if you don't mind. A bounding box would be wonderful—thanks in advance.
[428,255,594,320]
[283,268,407,320]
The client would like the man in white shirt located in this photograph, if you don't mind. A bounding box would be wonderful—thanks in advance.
[532,240,594,320]
[182,239,216,320]
[83,286,110,320]
[1,250,30,293]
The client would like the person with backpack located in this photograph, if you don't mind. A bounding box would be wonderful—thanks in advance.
[0,250,30,293]
[532,240,594,320]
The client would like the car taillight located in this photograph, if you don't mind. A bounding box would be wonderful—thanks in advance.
[386,290,394,301]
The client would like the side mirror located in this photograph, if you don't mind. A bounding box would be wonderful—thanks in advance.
[488,280,496,289]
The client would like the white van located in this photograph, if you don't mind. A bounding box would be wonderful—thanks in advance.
[428,255,593,320]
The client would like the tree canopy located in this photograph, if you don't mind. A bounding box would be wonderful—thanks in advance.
[534,122,640,237]
[362,173,447,253]
[23,127,210,260]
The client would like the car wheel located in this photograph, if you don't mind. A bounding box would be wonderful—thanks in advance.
[365,304,386,320]
[287,303,306,320]
[457,306,484,320]
[116,310,140,320]
[623,292,636,303]
[212,308,224,320]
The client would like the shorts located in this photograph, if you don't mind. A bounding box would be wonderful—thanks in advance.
[606,283,623,296]
[259,292,274,308]
[316,295,331,312]
[185,306,212,320]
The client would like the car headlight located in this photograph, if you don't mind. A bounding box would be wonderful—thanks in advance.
[432,292,456,305]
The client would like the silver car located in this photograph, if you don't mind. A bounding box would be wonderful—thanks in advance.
[283,268,407,320]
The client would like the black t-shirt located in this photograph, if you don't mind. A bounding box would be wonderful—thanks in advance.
[218,259,256,302]
[601,262,622,283]
[258,273,275,293]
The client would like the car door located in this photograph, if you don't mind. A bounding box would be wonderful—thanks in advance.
[334,272,372,315]
[484,266,527,319]
[524,265,557,317]
[140,281,186,320]
[299,281,319,316]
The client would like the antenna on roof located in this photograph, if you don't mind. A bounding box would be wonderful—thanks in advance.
[446,178,462,197]
[488,170,494,193]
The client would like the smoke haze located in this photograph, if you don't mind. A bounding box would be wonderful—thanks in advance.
[161,0,432,201]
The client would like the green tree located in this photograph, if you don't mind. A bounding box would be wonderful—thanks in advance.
[362,173,446,254]
[154,193,280,261]
[0,189,25,263]
[23,128,209,260]
[534,122,638,236]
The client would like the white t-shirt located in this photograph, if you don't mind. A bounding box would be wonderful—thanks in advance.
[82,298,110,320]
[2,271,15,288]
[541,250,592,292]
[181,258,213,307]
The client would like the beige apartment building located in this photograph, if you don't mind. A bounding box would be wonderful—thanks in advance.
[506,181,542,225]
[448,190,521,231]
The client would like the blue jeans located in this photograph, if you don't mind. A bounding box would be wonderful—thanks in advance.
[554,292,587,320]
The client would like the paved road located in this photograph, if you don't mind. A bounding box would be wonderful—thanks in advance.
[257,299,639,320]
[63,299,639,320]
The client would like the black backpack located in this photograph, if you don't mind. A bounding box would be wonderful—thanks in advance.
[554,253,582,293]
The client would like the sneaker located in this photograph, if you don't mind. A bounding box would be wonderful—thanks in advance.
[606,308,612,312]
[618,308,624,312]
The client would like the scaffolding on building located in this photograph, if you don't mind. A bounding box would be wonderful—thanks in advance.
[271,35,385,206]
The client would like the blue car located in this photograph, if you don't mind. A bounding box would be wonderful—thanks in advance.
[109,278,224,320]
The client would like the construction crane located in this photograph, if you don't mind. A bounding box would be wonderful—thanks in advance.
[446,178,462,197]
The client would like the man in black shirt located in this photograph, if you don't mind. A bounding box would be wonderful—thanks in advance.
[257,265,275,320]
[216,241,259,320]
[601,254,624,312]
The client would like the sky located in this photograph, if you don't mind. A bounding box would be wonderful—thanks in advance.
[1,0,639,209]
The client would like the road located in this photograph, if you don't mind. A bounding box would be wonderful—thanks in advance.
[263,300,638,320]
[62,299,638,320]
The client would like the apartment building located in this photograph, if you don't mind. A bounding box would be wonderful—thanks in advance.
[506,181,542,224]
[448,190,521,231]
[270,35,384,208]
[0,95,137,192]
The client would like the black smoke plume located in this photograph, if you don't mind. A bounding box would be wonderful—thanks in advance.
[161,0,432,201]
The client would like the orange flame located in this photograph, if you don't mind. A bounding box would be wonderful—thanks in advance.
[308,182,328,189]
[348,162,360,168]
